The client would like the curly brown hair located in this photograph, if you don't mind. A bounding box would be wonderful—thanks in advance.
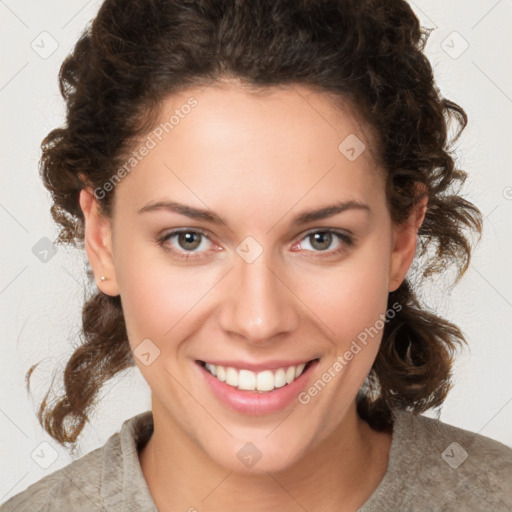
[26,0,483,446]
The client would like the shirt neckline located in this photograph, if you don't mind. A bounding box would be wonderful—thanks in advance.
[103,407,415,511]
[356,408,419,511]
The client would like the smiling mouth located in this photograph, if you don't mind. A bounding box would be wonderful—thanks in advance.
[196,359,319,393]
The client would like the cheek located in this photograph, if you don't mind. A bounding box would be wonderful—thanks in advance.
[114,236,219,350]
[298,237,392,348]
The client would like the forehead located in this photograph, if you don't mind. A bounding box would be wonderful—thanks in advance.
[112,82,385,221]
[156,81,378,165]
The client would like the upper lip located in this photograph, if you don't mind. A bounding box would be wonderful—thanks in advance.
[197,358,318,372]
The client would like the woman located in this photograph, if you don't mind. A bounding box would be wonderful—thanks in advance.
[2,0,511,510]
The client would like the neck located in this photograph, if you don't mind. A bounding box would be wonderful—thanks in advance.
[139,398,392,512]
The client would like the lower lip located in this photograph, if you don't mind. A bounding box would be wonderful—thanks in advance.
[196,360,319,415]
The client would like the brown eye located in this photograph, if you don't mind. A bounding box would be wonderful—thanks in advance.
[294,229,354,258]
[308,232,334,251]
[177,231,202,251]
[158,229,215,260]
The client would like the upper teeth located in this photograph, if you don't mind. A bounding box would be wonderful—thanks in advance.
[204,362,308,392]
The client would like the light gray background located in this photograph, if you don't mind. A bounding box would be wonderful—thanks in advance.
[1,0,511,503]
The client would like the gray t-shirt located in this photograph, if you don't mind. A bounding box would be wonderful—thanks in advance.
[1,408,511,511]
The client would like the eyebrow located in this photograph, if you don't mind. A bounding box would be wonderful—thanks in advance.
[137,199,371,226]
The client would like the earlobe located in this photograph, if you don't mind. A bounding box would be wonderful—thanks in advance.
[388,192,428,292]
[78,188,120,296]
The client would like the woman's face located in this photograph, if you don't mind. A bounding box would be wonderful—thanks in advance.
[83,82,419,473]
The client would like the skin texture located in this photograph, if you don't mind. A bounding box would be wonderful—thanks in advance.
[79,81,427,511]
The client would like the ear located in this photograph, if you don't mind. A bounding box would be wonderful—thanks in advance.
[388,186,428,292]
[79,187,120,296]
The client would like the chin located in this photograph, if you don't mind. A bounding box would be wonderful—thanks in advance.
[198,430,313,475]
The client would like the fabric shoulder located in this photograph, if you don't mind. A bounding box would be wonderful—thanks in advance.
[0,431,121,512]
[393,409,512,511]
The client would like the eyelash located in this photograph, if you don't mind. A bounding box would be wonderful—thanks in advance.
[156,228,354,261]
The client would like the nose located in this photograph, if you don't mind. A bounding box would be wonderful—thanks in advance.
[217,251,300,346]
